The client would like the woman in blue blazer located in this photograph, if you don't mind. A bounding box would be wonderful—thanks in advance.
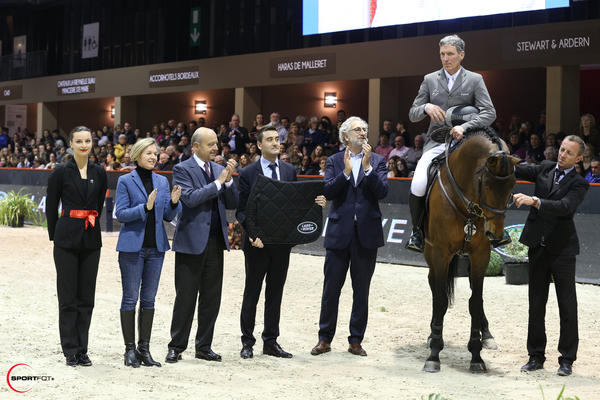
[115,138,181,368]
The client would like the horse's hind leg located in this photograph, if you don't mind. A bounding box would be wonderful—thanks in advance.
[468,275,487,373]
[423,266,450,373]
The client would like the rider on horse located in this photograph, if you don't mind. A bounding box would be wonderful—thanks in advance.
[405,34,509,252]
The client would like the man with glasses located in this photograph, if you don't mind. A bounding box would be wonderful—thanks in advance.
[406,34,496,252]
[311,117,388,357]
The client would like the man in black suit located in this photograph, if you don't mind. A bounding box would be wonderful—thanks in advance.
[223,114,249,156]
[513,135,589,377]
[236,126,326,359]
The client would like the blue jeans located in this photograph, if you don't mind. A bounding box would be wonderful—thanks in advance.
[119,248,165,311]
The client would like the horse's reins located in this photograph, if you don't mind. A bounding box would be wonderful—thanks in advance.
[436,132,515,241]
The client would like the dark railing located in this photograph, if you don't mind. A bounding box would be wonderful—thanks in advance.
[0,51,47,82]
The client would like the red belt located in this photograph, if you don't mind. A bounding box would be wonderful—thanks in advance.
[61,209,98,230]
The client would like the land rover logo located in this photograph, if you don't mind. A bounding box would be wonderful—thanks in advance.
[297,221,317,234]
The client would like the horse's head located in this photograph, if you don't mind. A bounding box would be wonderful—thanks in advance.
[479,151,522,241]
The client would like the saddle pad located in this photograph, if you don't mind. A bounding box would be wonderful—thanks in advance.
[245,175,324,245]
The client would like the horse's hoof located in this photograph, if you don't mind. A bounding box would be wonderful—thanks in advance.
[482,338,498,350]
[423,361,441,373]
[469,362,487,373]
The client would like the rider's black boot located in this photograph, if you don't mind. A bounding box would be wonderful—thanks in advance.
[406,194,426,253]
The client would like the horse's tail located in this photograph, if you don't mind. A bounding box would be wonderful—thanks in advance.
[446,256,459,307]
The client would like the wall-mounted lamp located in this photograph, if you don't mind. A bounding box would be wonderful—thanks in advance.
[324,92,337,108]
[195,100,207,114]
[110,105,115,118]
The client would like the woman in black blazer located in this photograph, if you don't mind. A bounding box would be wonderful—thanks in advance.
[47,126,107,367]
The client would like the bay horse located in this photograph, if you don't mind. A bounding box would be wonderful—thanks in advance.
[423,130,520,373]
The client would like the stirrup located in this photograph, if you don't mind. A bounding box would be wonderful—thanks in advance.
[406,228,424,253]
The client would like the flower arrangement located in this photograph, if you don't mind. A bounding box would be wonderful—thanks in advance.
[493,224,529,263]
[0,189,38,227]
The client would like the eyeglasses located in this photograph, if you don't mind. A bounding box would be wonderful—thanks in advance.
[351,127,367,133]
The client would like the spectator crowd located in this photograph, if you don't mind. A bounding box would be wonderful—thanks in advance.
[0,109,599,183]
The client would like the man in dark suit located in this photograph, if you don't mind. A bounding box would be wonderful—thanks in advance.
[222,114,249,156]
[311,116,388,357]
[236,126,326,359]
[513,135,589,377]
[165,127,238,363]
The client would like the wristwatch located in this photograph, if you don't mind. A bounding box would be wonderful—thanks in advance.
[531,196,540,209]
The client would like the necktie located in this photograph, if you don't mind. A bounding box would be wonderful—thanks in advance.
[204,162,212,179]
[447,76,454,91]
[554,169,564,184]
[268,162,278,181]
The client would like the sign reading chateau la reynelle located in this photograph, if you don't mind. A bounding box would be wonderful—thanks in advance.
[270,53,336,78]
[56,77,96,96]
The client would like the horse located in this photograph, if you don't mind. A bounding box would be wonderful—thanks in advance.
[422,129,521,373]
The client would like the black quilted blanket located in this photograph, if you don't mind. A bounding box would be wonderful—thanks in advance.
[245,175,324,245]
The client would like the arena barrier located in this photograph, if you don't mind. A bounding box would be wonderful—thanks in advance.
[1,168,599,284]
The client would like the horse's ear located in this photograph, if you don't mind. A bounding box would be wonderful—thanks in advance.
[507,155,523,167]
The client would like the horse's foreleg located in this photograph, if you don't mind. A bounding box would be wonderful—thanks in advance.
[468,275,487,373]
[423,269,449,373]
[481,307,498,350]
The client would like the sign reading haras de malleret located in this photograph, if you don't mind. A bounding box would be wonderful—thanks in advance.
[57,77,96,96]
[270,53,336,78]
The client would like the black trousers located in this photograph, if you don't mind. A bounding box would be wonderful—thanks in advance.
[53,245,101,357]
[240,243,291,347]
[318,225,377,344]
[527,245,578,365]
[168,234,224,353]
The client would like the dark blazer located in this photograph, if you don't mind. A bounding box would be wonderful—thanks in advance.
[47,159,108,249]
[516,160,589,255]
[222,127,249,155]
[236,158,297,248]
[171,157,238,254]
[115,169,181,252]
[323,151,388,250]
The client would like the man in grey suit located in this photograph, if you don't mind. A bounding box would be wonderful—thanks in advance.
[406,34,496,252]
[165,127,238,363]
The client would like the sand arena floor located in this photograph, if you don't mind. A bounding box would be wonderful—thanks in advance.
[1,226,598,399]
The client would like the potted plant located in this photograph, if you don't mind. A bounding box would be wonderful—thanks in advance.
[0,189,38,227]
[493,224,529,285]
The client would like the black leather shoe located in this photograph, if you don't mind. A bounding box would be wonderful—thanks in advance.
[65,355,78,367]
[557,362,572,376]
[165,349,182,363]
[406,228,425,253]
[195,349,222,362]
[240,345,253,359]
[263,342,293,358]
[521,358,544,372]
[491,230,512,248]
[77,353,92,366]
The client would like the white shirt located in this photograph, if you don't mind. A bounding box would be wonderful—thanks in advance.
[444,67,462,91]
[260,156,280,180]
[343,149,372,185]
[193,153,233,190]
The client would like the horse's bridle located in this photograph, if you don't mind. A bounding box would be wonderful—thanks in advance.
[437,135,515,225]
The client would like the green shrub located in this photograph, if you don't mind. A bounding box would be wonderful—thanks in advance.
[486,251,503,276]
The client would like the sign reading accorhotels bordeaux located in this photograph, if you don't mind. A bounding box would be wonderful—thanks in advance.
[503,25,600,61]
[270,53,336,78]
[148,66,200,88]
[1,85,23,101]
[57,77,96,96]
